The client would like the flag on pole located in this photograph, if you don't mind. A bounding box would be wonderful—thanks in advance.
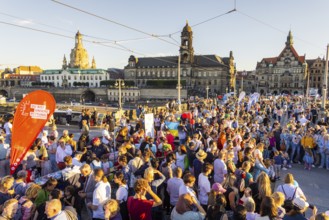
[10,90,56,174]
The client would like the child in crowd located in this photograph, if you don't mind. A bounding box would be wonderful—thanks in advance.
[244,199,259,220]
[101,154,113,175]
[63,185,76,207]
[239,187,253,205]
[264,158,276,182]
[273,151,283,179]
[282,152,292,170]
[303,147,314,171]
[271,192,286,218]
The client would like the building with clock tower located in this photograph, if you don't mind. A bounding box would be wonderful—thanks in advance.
[256,31,307,95]
[124,21,236,96]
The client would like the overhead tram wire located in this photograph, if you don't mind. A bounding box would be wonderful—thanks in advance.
[0,20,133,53]
[236,9,326,51]
[51,0,180,47]
[169,8,236,36]
[0,19,217,73]
[51,0,236,68]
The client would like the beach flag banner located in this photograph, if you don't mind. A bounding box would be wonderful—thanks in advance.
[165,121,179,137]
[10,90,56,174]
[238,91,246,103]
[144,113,154,138]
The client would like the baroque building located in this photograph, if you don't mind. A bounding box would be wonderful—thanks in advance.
[256,31,307,95]
[124,22,236,96]
[40,31,109,88]
[306,57,326,95]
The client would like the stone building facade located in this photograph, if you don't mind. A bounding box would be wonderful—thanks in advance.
[306,57,327,95]
[124,22,236,96]
[256,31,307,95]
[40,31,108,88]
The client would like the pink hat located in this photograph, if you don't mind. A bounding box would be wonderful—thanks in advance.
[212,183,226,193]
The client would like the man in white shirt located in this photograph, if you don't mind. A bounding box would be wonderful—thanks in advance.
[198,163,213,210]
[3,116,13,145]
[66,107,72,126]
[167,167,184,206]
[214,151,227,184]
[56,138,72,170]
[178,173,199,203]
[102,124,112,145]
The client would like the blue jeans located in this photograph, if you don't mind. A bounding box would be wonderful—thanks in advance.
[326,154,329,169]
[318,149,325,167]
[290,143,299,162]
[253,162,269,180]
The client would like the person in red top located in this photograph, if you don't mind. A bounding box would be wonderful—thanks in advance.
[127,179,162,220]
[165,130,175,151]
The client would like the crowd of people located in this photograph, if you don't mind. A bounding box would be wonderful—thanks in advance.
[0,95,329,220]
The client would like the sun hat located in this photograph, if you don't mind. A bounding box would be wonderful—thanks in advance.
[196,149,207,160]
[292,197,309,210]
[212,183,226,193]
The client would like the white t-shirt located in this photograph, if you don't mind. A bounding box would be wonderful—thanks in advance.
[92,181,111,219]
[198,173,211,205]
[116,185,128,204]
[214,158,227,184]
[4,122,12,135]
[276,184,305,200]
[102,129,111,145]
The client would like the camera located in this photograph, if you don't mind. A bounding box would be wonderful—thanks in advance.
[309,204,315,210]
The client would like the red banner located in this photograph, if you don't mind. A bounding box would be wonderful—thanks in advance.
[10,90,56,174]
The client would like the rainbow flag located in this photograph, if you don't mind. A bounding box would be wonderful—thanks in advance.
[165,121,179,137]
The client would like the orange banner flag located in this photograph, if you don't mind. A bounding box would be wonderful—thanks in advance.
[10,90,56,174]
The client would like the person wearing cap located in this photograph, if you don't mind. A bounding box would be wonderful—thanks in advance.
[89,137,110,160]
[193,149,207,183]
[282,197,314,220]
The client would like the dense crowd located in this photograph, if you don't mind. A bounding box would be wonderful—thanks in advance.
[0,95,329,220]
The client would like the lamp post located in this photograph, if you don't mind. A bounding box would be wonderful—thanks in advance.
[322,44,329,110]
[177,55,181,112]
[115,79,125,110]
[303,61,309,106]
[13,91,19,106]
[206,85,209,100]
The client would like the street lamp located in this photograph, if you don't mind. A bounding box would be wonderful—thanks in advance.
[206,85,209,100]
[241,71,248,92]
[303,61,309,106]
[115,79,125,110]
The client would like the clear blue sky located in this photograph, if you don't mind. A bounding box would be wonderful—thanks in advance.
[1,0,329,71]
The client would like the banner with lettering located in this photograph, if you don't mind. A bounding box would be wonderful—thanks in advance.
[10,90,56,174]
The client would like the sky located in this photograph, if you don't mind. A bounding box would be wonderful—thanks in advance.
[1,0,329,71]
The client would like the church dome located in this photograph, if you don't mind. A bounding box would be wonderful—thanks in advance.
[182,21,192,33]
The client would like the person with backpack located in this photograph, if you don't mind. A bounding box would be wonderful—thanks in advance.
[276,173,306,202]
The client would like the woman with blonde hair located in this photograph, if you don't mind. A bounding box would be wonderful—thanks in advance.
[249,172,272,213]
[272,191,286,218]
[276,173,306,201]
[171,193,206,220]
[223,174,239,218]
[253,142,269,179]
[0,176,15,208]
[259,196,279,220]
[103,199,122,220]
[19,183,42,220]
